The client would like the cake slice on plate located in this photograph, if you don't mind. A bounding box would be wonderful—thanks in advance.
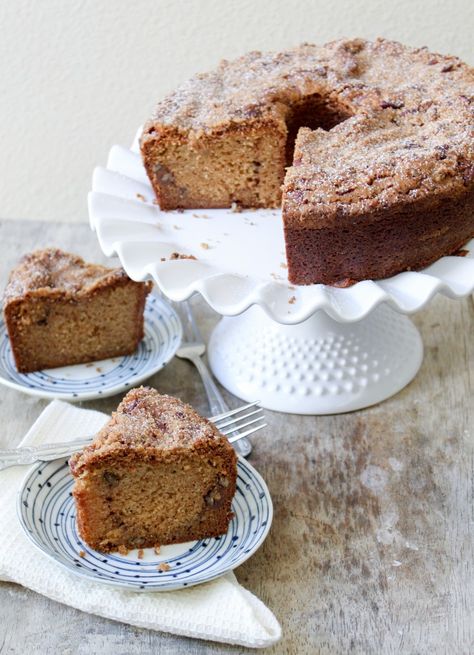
[3,248,152,373]
[69,387,237,552]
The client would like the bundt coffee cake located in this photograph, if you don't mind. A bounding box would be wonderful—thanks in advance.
[3,249,151,372]
[69,387,237,552]
[141,38,474,285]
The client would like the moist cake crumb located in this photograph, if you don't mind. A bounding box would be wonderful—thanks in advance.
[138,549,144,559]
[79,550,86,558]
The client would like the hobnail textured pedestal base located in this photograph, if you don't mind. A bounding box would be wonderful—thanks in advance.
[208,303,423,415]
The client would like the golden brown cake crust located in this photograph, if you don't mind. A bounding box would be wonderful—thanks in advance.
[142,37,473,142]
[3,248,134,305]
[70,386,236,474]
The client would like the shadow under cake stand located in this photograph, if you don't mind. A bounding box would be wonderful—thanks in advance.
[88,141,474,414]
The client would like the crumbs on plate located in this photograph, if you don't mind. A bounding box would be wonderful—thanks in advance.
[158,562,170,572]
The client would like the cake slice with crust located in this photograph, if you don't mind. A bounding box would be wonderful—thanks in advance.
[69,387,237,553]
[3,248,152,372]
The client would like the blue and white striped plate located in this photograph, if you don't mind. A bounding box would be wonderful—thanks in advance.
[17,456,272,591]
[0,294,181,401]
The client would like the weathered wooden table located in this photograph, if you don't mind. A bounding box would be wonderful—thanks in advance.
[0,218,473,655]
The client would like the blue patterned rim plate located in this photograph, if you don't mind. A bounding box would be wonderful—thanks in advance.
[17,456,273,591]
[0,294,181,401]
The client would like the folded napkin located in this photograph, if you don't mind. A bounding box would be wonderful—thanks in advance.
[0,400,281,649]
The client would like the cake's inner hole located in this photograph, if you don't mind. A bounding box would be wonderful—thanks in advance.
[285,94,354,165]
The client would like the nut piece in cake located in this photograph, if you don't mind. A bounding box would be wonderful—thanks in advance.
[69,387,238,553]
[2,248,152,373]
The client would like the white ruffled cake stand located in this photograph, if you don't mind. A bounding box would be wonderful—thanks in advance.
[88,134,474,414]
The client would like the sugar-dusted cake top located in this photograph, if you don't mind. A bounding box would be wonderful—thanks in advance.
[283,105,473,228]
[70,387,234,475]
[142,38,473,134]
[141,38,473,215]
[3,248,135,305]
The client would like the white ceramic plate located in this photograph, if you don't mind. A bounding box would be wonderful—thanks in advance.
[87,131,474,325]
[0,294,181,401]
[17,456,273,591]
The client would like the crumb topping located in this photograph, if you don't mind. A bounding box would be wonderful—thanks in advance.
[3,248,144,305]
[141,38,474,224]
[70,387,232,474]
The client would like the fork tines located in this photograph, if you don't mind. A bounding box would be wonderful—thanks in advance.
[210,401,266,445]
[209,401,260,423]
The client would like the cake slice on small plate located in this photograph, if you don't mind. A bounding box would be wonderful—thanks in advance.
[69,387,237,552]
[3,248,152,373]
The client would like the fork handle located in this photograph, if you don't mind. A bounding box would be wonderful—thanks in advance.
[0,439,93,471]
[187,354,252,457]
[190,355,229,416]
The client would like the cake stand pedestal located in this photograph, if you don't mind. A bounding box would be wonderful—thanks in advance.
[88,136,473,416]
[207,303,422,414]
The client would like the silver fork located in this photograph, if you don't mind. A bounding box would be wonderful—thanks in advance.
[174,298,253,457]
[0,401,265,471]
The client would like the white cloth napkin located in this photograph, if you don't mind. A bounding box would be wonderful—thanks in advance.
[0,400,281,649]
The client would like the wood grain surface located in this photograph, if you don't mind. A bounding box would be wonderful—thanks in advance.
[0,218,472,655]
